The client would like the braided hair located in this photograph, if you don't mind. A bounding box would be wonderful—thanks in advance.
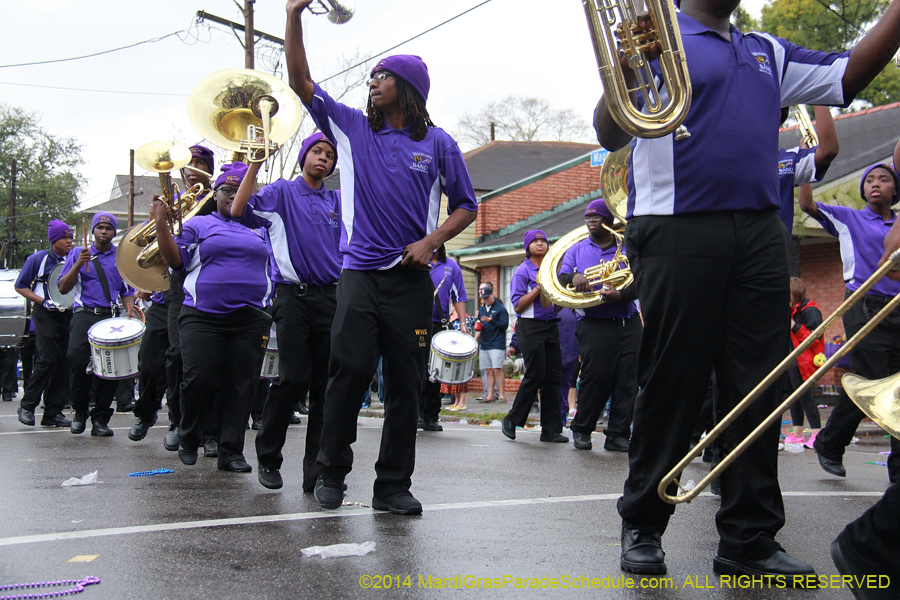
[367,76,434,142]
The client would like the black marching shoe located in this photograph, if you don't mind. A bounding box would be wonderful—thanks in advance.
[296,403,309,415]
[258,465,283,489]
[116,402,136,413]
[128,414,158,441]
[70,414,87,435]
[314,478,345,510]
[620,527,667,575]
[573,431,593,450]
[41,414,71,428]
[713,549,817,588]
[422,420,443,432]
[203,439,218,458]
[178,447,198,465]
[163,423,179,451]
[17,407,35,426]
[501,416,516,440]
[372,491,423,515]
[251,419,262,431]
[540,432,569,443]
[417,417,426,430]
[831,537,885,600]
[288,412,302,425]
[604,435,630,453]
[219,459,252,473]
[91,422,114,437]
[816,451,846,478]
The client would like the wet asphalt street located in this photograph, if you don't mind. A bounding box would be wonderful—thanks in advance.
[0,399,893,600]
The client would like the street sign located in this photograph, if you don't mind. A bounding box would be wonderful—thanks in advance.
[590,149,609,167]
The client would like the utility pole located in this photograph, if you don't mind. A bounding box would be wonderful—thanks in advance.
[244,0,255,69]
[195,7,284,66]
[7,160,16,267]
[128,149,135,227]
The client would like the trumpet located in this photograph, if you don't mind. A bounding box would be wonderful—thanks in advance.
[583,0,692,139]
[790,105,819,149]
[308,0,355,24]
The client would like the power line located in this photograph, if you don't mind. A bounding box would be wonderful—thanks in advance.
[0,31,187,69]
[0,81,187,97]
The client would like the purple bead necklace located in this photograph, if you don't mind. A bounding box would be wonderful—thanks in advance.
[0,576,100,600]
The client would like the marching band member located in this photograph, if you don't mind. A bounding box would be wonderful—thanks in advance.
[14,219,74,428]
[127,287,169,441]
[286,0,478,514]
[162,145,217,454]
[230,132,342,491]
[557,200,640,453]
[421,244,468,430]
[800,164,900,483]
[595,0,900,581]
[501,230,567,444]
[57,213,135,437]
[152,162,272,472]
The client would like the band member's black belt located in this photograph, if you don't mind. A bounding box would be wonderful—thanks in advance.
[74,307,113,315]
[276,283,337,297]
[863,294,892,308]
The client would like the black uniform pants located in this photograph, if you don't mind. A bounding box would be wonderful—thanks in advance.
[256,284,335,492]
[506,318,564,434]
[133,302,169,420]
[317,267,432,499]
[786,362,821,429]
[165,279,185,425]
[68,310,118,424]
[20,329,35,386]
[571,315,641,439]
[816,291,900,481]
[0,348,18,397]
[20,305,70,417]
[420,321,445,423]
[620,211,788,562]
[178,306,270,468]
[835,482,900,581]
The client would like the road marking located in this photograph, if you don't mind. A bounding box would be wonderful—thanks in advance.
[0,491,885,548]
[67,555,99,562]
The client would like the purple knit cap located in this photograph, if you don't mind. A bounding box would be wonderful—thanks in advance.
[523,229,548,252]
[584,199,613,221]
[47,219,73,244]
[92,212,118,236]
[214,162,249,190]
[297,132,338,176]
[860,164,900,203]
[189,145,215,174]
[371,55,430,103]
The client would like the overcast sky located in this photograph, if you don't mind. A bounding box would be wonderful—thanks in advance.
[2,0,768,209]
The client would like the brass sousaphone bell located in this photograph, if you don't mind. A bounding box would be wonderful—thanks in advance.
[188,69,303,167]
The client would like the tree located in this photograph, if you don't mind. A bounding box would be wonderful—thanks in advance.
[0,103,84,267]
[759,0,898,106]
[454,96,592,150]
[732,5,760,32]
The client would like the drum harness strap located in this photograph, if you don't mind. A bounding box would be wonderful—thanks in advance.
[433,273,450,331]
[90,255,120,318]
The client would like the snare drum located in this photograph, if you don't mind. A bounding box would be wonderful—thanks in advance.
[260,327,279,379]
[428,329,478,384]
[87,317,146,380]
[0,270,26,348]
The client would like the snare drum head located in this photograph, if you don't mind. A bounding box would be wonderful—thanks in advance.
[88,317,146,345]
[431,329,478,358]
[48,263,75,308]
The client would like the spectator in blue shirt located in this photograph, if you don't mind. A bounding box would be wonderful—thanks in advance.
[477,283,508,403]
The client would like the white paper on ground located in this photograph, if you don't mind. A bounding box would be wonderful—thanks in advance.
[62,471,99,487]
[301,541,376,559]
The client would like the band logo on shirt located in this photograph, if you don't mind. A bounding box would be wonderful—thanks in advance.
[778,160,794,176]
[752,52,773,76]
[410,152,433,173]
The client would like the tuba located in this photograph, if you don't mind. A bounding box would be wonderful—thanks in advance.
[538,148,633,309]
[583,0,692,139]
[308,0,355,24]
[117,140,209,292]
[188,69,303,167]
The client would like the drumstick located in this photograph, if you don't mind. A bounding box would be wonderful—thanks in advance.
[83,218,90,273]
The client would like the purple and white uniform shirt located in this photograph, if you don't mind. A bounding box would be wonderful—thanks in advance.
[174,212,272,316]
[16,248,66,301]
[777,146,820,234]
[58,245,131,309]
[305,83,477,270]
[560,237,637,321]
[510,259,557,321]
[235,177,342,287]
[430,258,467,323]
[815,204,900,298]
[626,12,849,217]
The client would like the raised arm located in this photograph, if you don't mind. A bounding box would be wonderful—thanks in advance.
[842,0,900,99]
[813,106,838,174]
[797,182,819,221]
[149,200,183,271]
[231,161,263,219]
[285,0,316,105]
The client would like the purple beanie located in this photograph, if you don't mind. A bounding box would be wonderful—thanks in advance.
[189,145,215,175]
[92,212,118,236]
[47,219,73,244]
[860,164,900,203]
[371,55,430,103]
[523,229,548,252]
[297,132,338,176]
[214,162,249,190]
[584,199,614,222]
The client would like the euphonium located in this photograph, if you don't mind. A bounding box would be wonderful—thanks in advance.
[790,104,819,148]
[308,0,355,24]
[538,149,633,309]
[583,0,692,139]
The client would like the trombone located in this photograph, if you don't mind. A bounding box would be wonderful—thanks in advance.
[659,251,900,504]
